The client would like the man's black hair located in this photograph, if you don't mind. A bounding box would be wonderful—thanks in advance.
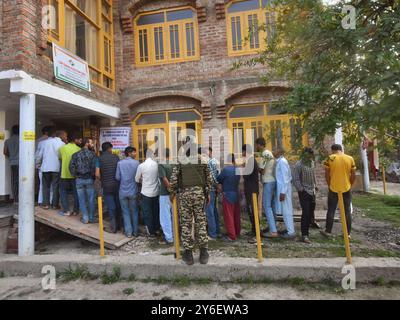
[331,144,343,151]
[255,137,266,147]
[102,142,113,153]
[125,146,135,157]
[242,144,253,153]
[11,125,19,135]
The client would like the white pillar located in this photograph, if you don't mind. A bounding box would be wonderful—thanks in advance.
[18,94,36,256]
[360,142,370,192]
[335,127,343,146]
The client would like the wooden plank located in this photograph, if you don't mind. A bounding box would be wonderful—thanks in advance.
[25,207,134,250]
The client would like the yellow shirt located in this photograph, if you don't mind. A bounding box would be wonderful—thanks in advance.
[323,153,356,193]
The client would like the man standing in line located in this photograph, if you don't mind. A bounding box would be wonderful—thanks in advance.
[58,133,81,216]
[241,144,260,242]
[158,148,174,245]
[217,153,241,242]
[96,142,120,233]
[69,138,97,224]
[169,148,213,265]
[293,147,317,244]
[36,127,66,210]
[3,125,19,204]
[255,137,278,238]
[116,147,140,238]
[201,147,220,241]
[135,149,160,237]
[36,126,51,206]
[274,147,296,240]
[321,144,356,239]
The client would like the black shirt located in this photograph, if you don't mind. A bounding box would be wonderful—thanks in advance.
[243,156,260,194]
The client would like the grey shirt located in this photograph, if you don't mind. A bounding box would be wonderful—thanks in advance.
[4,134,19,166]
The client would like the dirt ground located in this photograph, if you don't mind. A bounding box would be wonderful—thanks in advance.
[1,276,400,300]
[33,206,400,261]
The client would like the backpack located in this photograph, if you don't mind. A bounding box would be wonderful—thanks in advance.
[178,163,207,189]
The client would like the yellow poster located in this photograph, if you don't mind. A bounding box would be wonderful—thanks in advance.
[0,132,4,141]
[23,131,36,141]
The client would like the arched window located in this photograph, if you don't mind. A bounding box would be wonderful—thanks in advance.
[134,7,200,66]
[226,0,276,56]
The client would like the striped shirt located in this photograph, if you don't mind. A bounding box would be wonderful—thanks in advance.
[293,160,317,195]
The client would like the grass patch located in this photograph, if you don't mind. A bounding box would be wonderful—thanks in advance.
[101,266,121,285]
[123,288,135,295]
[353,193,400,227]
[127,274,136,282]
[58,265,97,283]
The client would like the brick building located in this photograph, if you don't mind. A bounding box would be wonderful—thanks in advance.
[0,0,341,255]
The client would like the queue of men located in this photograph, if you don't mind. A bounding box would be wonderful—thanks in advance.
[3,124,357,266]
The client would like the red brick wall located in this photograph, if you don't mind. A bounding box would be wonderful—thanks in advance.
[0,0,120,106]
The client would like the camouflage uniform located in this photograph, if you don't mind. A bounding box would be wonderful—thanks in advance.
[169,162,213,251]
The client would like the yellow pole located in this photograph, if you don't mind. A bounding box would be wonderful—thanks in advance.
[382,166,387,195]
[252,193,264,262]
[98,196,105,258]
[338,192,352,264]
[172,197,181,260]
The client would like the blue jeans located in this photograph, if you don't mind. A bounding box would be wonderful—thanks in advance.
[120,195,139,236]
[263,182,277,233]
[104,193,119,232]
[159,195,173,243]
[76,178,95,223]
[205,191,220,239]
[60,179,79,213]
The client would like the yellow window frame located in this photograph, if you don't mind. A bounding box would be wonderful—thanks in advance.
[132,109,203,161]
[226,0,278,57]
[47,0,116,91]
[227,103,309,159]
[134,6,200,67]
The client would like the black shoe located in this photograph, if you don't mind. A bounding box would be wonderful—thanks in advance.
[182,250,194,266]
[199,248,209,265]
[310,221,321,229]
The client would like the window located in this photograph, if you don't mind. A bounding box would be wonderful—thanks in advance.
[134,7,200,66]
[227,103,308,159]
[132,109,202,161]
[47,0,115,90]
[226,0,276,56]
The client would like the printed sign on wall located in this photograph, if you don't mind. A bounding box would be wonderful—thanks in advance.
[52,43,91,92]
[99,127,131,155]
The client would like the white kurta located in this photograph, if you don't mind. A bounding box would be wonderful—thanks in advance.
[275,156,295,235]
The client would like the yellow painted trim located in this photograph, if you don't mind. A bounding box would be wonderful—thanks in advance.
[47,0,115,91]
[134,6,200,67]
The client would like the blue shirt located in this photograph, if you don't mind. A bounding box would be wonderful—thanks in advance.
[217,166,240,204]
[115,157,140,198]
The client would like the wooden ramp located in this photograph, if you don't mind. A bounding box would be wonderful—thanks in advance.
[32,207,133,250]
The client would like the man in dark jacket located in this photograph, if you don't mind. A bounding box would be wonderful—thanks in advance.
[96,142,120,233]
[69,138,97,224]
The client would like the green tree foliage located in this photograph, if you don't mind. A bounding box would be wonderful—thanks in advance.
[236,0,400,153]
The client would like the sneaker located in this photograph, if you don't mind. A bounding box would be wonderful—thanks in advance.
[222,235,235,242]
[182,250,194,266]
[80,219,89,224]
[310,221,321,229]
[126,234,133,238]
[58,211,71,217]
[301,236,312,244]
[245,231,256,237]
[208,236,217,241]
[248,237,257,244]
[320,230,334,239]
[281,233,296,240]
[262,232,279,238]
[199,248,209,265]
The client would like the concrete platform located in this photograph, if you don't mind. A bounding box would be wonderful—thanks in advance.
[0,253,399,284]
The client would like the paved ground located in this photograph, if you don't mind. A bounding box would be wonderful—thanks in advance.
[0,276,399,300]
[370,181,400,196]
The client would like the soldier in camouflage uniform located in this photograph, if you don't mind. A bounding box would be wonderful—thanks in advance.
[169,148,213,265]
